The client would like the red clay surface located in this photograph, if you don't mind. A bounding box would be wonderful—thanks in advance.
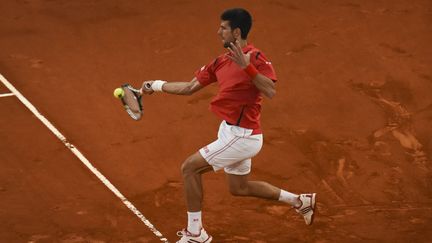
[1,0,432,242]
[0,85,9,94]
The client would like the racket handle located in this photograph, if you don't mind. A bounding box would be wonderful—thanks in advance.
[145,83,152,89]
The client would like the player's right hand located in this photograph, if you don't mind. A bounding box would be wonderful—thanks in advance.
[141,81,154,95]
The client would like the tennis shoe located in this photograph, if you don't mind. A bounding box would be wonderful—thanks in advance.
[294,193,316,225]
[176,228,212,243]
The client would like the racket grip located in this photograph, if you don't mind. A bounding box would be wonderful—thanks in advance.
[145,83,152,89]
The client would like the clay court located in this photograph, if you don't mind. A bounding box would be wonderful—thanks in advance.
[1,0,432,242]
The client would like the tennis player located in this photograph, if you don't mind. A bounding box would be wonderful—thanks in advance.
[141,8,316,243]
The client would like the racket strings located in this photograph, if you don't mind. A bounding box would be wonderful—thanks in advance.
[122,86,142,120]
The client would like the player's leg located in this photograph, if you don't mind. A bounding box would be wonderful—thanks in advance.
[225,171,300,206]
[181,151,213,211]
[226,170,316,225]
[177,121,240,242]
[180,151,213,237]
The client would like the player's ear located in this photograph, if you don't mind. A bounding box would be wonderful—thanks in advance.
[233,28,241,39]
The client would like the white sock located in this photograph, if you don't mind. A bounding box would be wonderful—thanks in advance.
[187,211,202,235]
[279,190,301,207]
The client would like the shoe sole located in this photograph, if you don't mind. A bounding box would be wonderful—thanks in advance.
[309,193,317,225]
[205,236,213,242]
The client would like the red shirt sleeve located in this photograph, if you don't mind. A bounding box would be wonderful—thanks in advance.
[252,52,277,82]
[194,58,218,86]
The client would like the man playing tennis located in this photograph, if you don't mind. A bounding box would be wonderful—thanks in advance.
[141,8,316,243]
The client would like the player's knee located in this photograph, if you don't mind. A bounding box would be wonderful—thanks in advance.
[181,156,197,176]
[180,161,191,176]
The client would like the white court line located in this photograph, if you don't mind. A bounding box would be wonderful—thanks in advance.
[0,74,169,243]
[0,92,15,98]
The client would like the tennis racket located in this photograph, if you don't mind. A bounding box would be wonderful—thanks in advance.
[118,83,151,120]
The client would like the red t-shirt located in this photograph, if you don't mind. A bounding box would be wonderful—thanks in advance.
[195,44,277,133]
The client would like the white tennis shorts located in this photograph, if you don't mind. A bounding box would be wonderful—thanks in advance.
[199,121,263,175]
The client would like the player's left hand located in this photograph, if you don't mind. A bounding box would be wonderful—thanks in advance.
[227,41,251,69]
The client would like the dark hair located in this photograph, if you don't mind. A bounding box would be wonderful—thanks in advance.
[220,8,252,39]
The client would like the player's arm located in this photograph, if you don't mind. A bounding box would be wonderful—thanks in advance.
[141,77,203,96]
[161,77,203,95]
[227,42,276,99]
[250,73,276,99]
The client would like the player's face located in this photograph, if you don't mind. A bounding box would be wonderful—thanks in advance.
[218,20,236,48]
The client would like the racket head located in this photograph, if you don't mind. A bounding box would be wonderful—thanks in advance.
[120,84,143,120]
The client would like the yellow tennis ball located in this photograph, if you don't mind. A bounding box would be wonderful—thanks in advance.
[113,88,124,98]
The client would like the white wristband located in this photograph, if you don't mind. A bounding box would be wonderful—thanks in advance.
[151,80,167,92]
